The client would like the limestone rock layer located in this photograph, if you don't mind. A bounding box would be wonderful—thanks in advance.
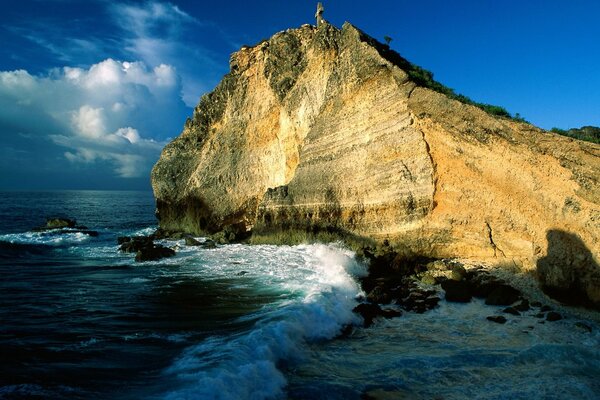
[151,23,600,303]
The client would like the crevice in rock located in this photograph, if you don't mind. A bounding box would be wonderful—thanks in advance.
[419,127,437,212]
[486,222,506,257]
[407,84,417,99]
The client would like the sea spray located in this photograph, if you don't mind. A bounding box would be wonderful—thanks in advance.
[163,243,367,400]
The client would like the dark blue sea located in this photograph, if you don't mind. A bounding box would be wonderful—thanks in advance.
[1,191,599,399]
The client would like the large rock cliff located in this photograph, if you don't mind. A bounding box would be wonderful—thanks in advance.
[151,23,600,305]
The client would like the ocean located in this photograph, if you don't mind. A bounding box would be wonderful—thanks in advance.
[0,191,599,399]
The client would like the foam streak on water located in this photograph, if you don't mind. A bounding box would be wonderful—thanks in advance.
[162,243,366,400]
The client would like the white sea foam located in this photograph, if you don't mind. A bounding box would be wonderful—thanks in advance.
[163,243,366,400]
[0,230,91,246]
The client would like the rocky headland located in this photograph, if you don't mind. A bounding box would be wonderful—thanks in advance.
[151,21,600,308]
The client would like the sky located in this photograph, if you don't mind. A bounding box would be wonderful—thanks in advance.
[1,0,599,190]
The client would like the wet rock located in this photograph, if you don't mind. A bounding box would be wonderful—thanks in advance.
[503,307,521,316]
[380,309,402,319]
[540,305,552,312]
[531,301,543,307]
[367,286,392,304]
[450,264,468,281]
[514,299,530,312]
[546,311,562,322]
[119,236,153,253]
[117,236,131,245]
[419,272,437,285]
[484,284,521,306]
[184,236,202,246]
[575,322,592,333]
[44,217,77,229]
[470,274,503,298]
[201,239,217,249]
[441,279,472,302]
[534,313,546,318]
[135,245,175,262]
[352,303,383,327]
[486,316,507,324]
[32,217,98,236]
[352,296,403,327]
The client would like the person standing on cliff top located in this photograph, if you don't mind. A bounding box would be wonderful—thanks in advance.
[315,2,325,27]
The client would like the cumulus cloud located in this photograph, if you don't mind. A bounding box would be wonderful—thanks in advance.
[0,58,190,182]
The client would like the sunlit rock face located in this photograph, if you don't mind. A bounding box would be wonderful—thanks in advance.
[152,22,600,305]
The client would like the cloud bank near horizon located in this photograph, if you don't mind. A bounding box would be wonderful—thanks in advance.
[0,0,232,189]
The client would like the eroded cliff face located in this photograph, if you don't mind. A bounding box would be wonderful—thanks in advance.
[151,22,600,305]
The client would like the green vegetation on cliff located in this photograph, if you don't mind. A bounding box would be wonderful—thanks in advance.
[362,34,526,122]
[550,126,600,144]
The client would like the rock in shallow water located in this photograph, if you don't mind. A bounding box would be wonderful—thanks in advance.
[546,311,563,322]
[135,245,175,262]
[441,279,472,302]
[32,217,98,236]
[485,284,522,306]
[486,315,507,324]
[352,303,402,327]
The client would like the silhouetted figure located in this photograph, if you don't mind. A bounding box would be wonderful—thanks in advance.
[315,2,325,27]
[537,229,600,308]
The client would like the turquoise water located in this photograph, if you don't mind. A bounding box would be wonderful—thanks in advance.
[0,191,599,399]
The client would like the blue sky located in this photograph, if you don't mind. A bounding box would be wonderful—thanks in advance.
[1,0,599,190]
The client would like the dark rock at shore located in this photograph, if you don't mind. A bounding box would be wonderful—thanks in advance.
[485,284,522,306]
[470,274,504,298]
[119,236,154,253]
[135,245,176,262]
[487,315,507,324]
[540,305,552,312]
[184,236,202,246]
[575,322,592,332]
[366,286,392,304]
[514,299,530,312]
[531,301,543,307]
[184,237,217,249]
[352,303,402,327]
[441,279,472,302]
[118,235,176,262]
[503,307,521,316]
[353,303,382,327]
[32,217,98,236]
[44,217,77,229]
[546,311,563,322]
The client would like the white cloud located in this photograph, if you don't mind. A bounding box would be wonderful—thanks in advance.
[0,58,190,180]
[71,105,106,139]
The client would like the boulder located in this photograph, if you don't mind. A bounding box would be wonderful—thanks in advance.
[45,217,76,229]
[441,279,472,302]
[352,303,402,327]
[119,236,153,253]
[31,217,99,236]
[503,307,520,316]
[486,316,507,324]
[546,311,563,322]
[184,236,202,246]
[484,284,521,306]
[135,245,176,262]
[514,299,530,312]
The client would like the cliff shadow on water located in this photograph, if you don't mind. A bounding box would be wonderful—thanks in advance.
[537,229,600,309]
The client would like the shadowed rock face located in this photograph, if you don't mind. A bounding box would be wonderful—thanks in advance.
[152,22,600,302]
[537,230,600,308]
